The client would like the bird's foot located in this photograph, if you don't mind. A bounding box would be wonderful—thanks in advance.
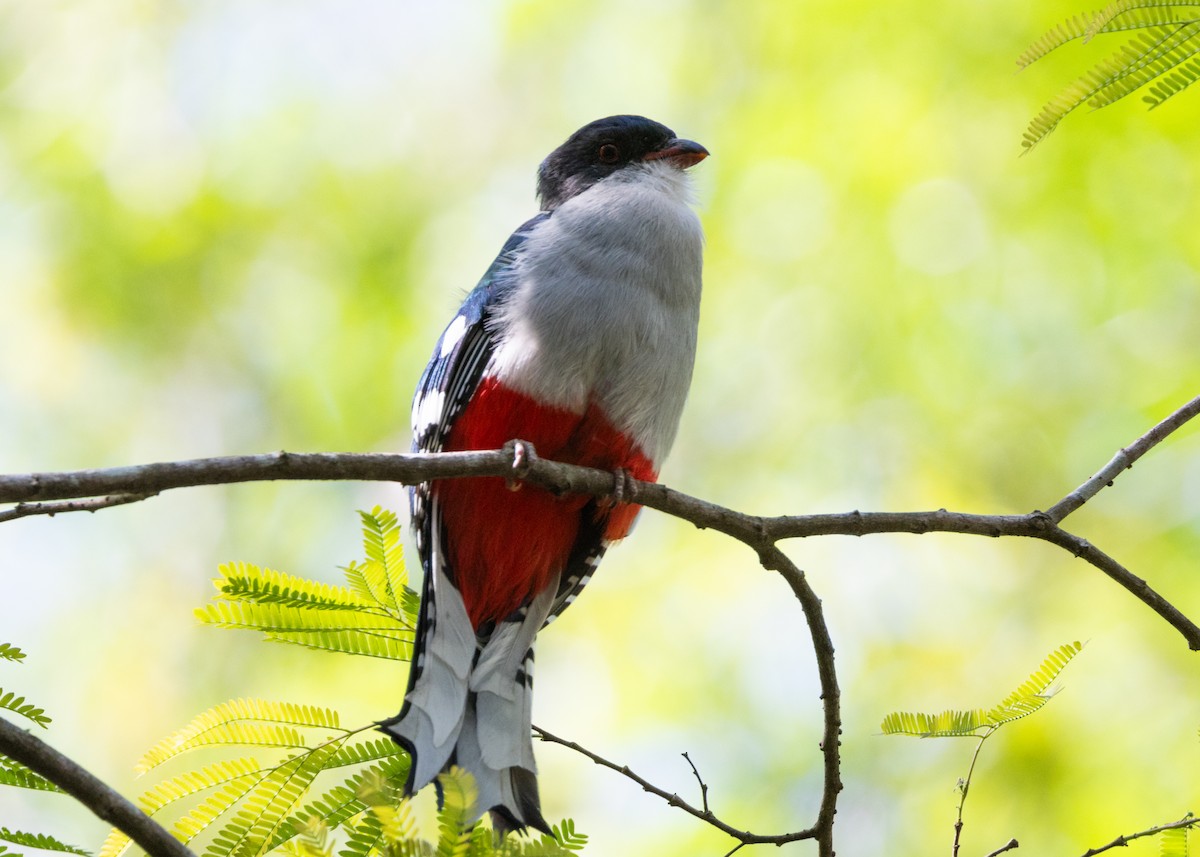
[610,467,638,505]
[505,439,535,491]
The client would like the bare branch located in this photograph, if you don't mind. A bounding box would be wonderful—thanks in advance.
[1081,813,1198,856]
[681,752,710,814]
[0,493,155,524]
[756,546,841,856]
[532,724,817,847]
[1047,394,1200,522]
[3,395,1199,853]
[985,838,1020,857]
[0,717,193,857]
[1036,525,1200,647]
[7,444,1196,649]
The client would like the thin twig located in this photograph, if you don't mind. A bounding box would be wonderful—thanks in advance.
[1081,812,1198,856]
[532,724,817,847]
[985,838,1020,857]
[0,717,193,857]
[1046,394,1200,522]
[681,752,709,814]
[0,493,155,523]
[953,733,992,857]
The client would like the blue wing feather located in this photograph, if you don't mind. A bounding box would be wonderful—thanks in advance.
[404,212,549,689]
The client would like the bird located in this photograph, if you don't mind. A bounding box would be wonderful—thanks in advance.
[380,114,708,833]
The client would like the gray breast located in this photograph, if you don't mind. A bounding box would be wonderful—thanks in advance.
[488,163,704,465]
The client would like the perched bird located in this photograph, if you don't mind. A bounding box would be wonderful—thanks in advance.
[381,115,708,833]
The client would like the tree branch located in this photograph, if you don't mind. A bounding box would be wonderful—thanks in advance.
[0,493,155,524]
[4,435,1198,649]
[0,717,192,857]
[1080,813,1198,856]
[985,839,1019,857]
[755,545,841,856]
[532,724,817,847]
[1046,394,1200,522]
[4,395,1199,853]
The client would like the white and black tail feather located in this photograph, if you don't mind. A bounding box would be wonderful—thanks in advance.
[382,508,476,791]
[382,497,609,833]
[458,582,557,833]
[382,505,558,832]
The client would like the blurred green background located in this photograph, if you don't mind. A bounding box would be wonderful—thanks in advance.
[3,0,1200,854]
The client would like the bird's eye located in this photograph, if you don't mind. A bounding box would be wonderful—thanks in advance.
[598,144,620,164]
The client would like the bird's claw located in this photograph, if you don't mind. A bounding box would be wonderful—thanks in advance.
[611,468,637,505]
[506,440,535,491]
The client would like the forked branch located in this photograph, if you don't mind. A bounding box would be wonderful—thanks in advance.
[2,394,1198,855]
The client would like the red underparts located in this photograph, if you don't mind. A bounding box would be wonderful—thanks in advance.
[438,377,656,628]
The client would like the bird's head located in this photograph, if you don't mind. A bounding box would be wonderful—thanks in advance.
[536,115,708,211]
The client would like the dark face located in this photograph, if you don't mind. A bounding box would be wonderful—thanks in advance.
[536,115,708,211]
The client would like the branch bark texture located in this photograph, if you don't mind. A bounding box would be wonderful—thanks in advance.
[0,717,193,857]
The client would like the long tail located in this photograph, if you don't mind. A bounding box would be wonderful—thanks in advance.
[381,523,555,833]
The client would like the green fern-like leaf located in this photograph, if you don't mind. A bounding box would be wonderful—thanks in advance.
[108,508,584,857]
[985,641,1084,726]
[549,819,587,853]
[436,768,478,857]
[1084,0,1200,41]
[882,642,1084,737]
[880,708,990,737]
[320,738,406,771]
[170,774,268,844]
[338,814,386,857]
[1143,54,1200,103]
[0,644,26,663]
[491,819,589,857]
[1023,24,1188,148]
[268,755,410,851]
[1022,5,1200,147]
[0,758,60,793]
[197,601,412,661]
[1017,7,1189,67]
[215,562,379,613]
[373,799,418,844]
[1087,20,1200,107]
[1161,825,1189,857]
[0,828,90,856]
[347,506,419,625]
[137,757,265,814]
[277,816,333,857]
[205,743,342,857]
[97,831,131,857]
[136,699,339,773]
[0,690,50,728]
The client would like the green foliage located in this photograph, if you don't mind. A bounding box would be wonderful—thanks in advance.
[1162,825,1189,857]
[0,692,50,730]
[881,641,1084,738]
[92,510,587,857]
[882,642,1087,852]
[0,828,90,856]
[0,758,60,793]
[1021,4,1200,148]
[435,768,478,857]
[196,507,418,662]
[0,645,84,852]
[0,643,50,730]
